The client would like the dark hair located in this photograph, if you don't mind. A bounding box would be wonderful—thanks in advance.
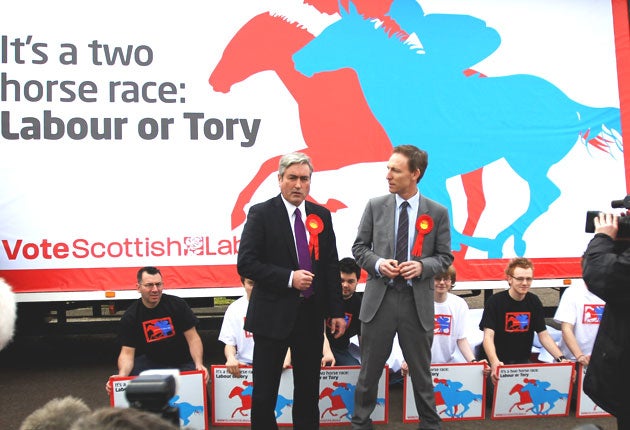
[137,266,161,284]
[339,257,361,279]
[393,145,428,182]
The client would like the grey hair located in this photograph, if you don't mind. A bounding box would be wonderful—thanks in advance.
[20,396,91,430]
[70,407,178,430]
[278,152,313,177]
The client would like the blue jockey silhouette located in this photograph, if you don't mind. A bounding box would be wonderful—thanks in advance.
[293,0,622,257]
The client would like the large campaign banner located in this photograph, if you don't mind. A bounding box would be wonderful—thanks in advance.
[1,0,629,296]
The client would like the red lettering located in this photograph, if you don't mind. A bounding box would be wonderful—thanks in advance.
[53,242,69,258]
[2,239,21,259]
[23,243,39,259]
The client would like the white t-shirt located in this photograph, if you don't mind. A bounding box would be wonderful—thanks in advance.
[432,293,470,363]
[553,284,605,359]
[218,296,255,364]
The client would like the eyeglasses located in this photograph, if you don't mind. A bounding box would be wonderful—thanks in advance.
[510,276,533,283]
[140,282,163,289]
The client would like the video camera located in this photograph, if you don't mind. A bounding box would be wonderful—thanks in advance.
[125,372,180,428]
[585,195,630,238]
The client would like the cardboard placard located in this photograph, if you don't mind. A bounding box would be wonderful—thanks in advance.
[211,365,388,426]
[403,363,487,422]
[492,363,573,419]
[109,370,208,430]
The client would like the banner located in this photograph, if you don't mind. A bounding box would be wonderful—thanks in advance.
[1,0,629,297]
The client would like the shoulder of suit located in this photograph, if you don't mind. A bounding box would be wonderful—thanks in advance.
[305,200,331,215]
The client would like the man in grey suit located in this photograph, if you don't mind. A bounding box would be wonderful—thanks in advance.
[351,145,453,430]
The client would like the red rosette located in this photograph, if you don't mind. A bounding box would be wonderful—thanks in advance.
[412,214,434,257]
[306,214,324,260]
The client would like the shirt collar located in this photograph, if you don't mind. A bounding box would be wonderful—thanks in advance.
[280,195,306,218]
[395,191,420,212]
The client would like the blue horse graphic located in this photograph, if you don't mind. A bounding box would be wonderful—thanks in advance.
[434,379,482,419]
[519,380,568,415]
[275,394,293,419]
[293,0,622,257]
[169,395,204,426]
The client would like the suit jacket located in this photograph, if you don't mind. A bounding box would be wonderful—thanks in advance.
[352,193,453,331]
[238,194,344,340]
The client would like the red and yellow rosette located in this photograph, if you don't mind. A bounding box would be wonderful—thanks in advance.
[306,214,324,260]
[412,214,433,257]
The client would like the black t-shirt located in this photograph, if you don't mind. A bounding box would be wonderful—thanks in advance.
[326,293,362,350]
[119,294,198,366]
[479,290,547,363]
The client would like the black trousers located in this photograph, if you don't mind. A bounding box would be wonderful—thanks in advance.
[250,299,324,430]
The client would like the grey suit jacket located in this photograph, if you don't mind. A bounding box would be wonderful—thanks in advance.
[352,193,454,331]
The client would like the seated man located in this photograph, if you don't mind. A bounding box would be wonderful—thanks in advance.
[479,258,569,384]
[548,280,605,366]
[401,266,489,376]
[325,257,362,366]
[219,276,256,377]
[219,276,335,378]
[106,266,208,394]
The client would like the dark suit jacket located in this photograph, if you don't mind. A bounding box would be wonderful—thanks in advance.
[352,193,453,331]
[237,194,344,340]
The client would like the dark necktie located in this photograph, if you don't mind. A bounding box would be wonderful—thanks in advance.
[394,201,409,290]
[294,208,314,297]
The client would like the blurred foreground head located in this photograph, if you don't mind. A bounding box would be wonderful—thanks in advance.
[19,396,91,430]
[0,277,17,350]
[70,407,179,430]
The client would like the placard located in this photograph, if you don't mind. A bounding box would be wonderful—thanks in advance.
[211,365,388,426]
[492,363,573,419]
[576,364,612,418]
[403,363,486,422]
[109,370,208,430]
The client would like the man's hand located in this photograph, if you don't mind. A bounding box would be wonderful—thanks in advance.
[322,350,336,367]
[329,317,347,339]
[292,269,315,291]
[490,361,503,385]
[105,375,120,396]
[197,364,209,384]
[594,212,619,239]
[398,260,423,279]
[400,361,409,377]
[379,259,401,279]
[226,356,243,377]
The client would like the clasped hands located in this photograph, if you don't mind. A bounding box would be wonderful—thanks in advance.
[379,259,422,280]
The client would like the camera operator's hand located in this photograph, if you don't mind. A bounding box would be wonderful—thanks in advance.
[594,213,618,239]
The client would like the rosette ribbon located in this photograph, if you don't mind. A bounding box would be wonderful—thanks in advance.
[305,214,324,260]
[412,214,433,257]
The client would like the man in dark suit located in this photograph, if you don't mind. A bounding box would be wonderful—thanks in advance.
[237,152,346,430]
[351,145,453,430]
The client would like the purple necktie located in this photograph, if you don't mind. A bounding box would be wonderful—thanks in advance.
[294,208,313,297]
